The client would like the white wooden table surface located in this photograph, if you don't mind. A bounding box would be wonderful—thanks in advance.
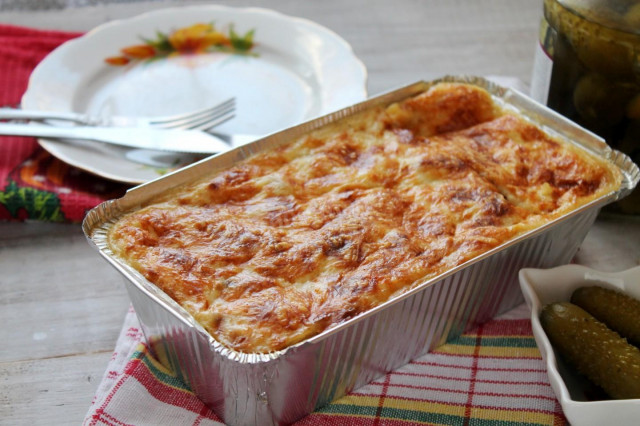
[1,1,639,424]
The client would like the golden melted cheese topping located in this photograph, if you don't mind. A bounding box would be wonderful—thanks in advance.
[108,83,620,353]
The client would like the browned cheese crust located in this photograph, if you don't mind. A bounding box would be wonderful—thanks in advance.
[108,83,621,353]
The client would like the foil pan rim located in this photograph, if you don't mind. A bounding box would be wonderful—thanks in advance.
[82,75,639,364]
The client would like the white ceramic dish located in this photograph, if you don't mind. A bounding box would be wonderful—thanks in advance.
[22,5,367,184]
[519,264,640,426]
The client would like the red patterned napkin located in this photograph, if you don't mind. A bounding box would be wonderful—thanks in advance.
[0,24,128,223]
[83,304,566,425]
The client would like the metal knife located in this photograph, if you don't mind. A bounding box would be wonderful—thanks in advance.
[0,123,252,154]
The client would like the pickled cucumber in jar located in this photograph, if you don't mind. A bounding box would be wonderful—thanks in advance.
[533,0,640,214]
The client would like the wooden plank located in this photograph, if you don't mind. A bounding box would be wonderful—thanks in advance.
[0,223,130,362]
[574,214,640,271]
[0,352,114,425]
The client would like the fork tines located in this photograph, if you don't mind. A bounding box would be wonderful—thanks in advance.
[150,98,236,130]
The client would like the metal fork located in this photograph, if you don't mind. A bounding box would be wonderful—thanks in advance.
[0,97,236,130]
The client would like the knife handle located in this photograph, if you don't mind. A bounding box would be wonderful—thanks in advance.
[0,109,92,125]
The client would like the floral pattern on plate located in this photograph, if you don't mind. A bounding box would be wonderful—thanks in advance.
[105,22,256,66]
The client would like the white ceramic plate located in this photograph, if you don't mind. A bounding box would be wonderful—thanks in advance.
[519,265,640,426]
[22,6,367,184]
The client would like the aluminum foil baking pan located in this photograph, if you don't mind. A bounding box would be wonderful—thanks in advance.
[83,76,639,425]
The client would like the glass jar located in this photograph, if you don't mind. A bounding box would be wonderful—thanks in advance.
[531,0,640,214]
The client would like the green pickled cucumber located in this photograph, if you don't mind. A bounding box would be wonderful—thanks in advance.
[540,302,640,399]
[571,286,640,347]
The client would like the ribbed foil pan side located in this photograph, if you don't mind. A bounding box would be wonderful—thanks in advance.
[83,76,639,425]
[111,207,600,425]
